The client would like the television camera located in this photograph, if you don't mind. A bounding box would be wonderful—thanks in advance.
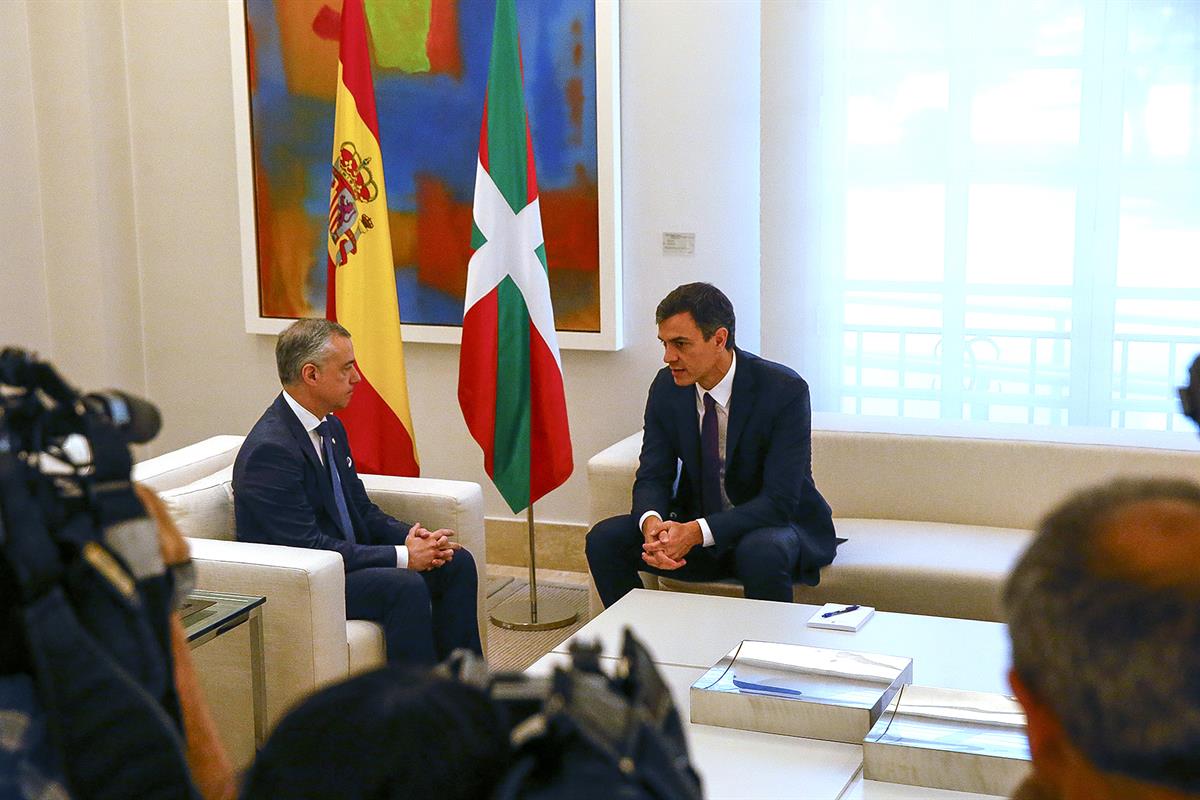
[0,347,199,799]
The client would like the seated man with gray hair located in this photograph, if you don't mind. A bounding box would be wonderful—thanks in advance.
[1005,477,1200,800]
[233,318,481,667]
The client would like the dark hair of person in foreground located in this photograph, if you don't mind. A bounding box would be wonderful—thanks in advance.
[240,666,510,800]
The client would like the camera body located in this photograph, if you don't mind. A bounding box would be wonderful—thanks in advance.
[441,632,703,800]
[0,349,200,799]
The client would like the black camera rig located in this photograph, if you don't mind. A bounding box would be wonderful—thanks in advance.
[0,348,198,800]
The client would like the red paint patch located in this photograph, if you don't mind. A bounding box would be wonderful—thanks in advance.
[246,20,259,90]
[426,0,462,78]
[540,179,599,272]
[565,77,583,145]
[415,175,474,297]
[312,4,341,41]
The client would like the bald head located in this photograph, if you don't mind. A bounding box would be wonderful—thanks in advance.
[1094,498,1200,593]
[1005,478,1200,795]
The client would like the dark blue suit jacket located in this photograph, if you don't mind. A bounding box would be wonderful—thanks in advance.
[233,394,410,573]
[631,349,836,582]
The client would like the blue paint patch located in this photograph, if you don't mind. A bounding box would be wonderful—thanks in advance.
[396,267,465,325]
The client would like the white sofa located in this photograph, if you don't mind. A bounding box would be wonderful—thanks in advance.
[133,435,487,730]
[587,414,1200,622]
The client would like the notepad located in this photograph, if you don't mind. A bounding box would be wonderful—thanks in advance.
[807,603,875,631]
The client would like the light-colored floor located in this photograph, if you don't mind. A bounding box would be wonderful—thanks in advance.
[487,564,590,587]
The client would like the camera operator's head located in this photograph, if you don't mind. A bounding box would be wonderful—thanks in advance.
[241,666,510,800]
[1179,353,1200,434]
[276,319,359,418]
[1005,477,1200,800]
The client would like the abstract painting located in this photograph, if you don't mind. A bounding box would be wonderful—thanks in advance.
[231,0,621,348]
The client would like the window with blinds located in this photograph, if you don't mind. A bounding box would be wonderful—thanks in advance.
[810,0,1200,431]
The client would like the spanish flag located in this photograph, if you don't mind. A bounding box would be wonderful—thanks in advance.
[325,0,419,476]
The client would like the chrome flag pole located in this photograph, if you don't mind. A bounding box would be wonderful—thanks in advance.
[489,504,578,631]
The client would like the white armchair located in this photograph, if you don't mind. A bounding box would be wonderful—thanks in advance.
[133,435,488,730]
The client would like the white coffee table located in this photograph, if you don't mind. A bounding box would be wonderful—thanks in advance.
[528,590,1015,800]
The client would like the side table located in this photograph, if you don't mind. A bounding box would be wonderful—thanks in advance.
[181,590,267,747]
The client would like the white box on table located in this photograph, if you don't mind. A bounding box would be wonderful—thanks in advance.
[689,640,913,744]
[863,684,1031,796]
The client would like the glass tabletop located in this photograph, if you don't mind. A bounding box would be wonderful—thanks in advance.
[182,589,265,643]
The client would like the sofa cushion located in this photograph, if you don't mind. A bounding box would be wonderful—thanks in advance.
[657,519,1033,622]
[346,620,386,677]
[159,466,235,541]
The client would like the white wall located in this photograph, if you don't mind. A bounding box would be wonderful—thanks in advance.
[760,1,839,407]
[1,1,53,361]
[2,0,764,528]
[30,0,147,395]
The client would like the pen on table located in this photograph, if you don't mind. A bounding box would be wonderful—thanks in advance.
[821,604,860,619]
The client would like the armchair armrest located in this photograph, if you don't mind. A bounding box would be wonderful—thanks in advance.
[358,475,488,650]
[186,538,349,726]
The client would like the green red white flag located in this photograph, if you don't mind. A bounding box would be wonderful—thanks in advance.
[459,0,573,513]
[325,0,419,476]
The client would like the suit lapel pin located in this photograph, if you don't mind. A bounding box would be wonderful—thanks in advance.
[347,456,352,468]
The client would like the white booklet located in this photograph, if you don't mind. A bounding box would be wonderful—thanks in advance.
[806,603,875,632]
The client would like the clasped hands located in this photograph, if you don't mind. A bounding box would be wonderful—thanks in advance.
[406,522,460,571]
[641,518,703,571]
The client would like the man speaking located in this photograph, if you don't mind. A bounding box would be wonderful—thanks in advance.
[586,283,837,607]
[233,318,481,666]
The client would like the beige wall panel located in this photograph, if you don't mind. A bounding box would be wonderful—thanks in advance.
[0,0,52,357]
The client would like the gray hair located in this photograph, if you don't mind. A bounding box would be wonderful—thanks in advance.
[275,318,350,386]
[1004,477,1200,792]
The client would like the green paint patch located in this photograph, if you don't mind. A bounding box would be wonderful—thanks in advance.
[365,0,431,73]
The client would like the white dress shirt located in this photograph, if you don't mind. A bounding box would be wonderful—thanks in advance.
[639,351,737,548]
[282,391,408,568]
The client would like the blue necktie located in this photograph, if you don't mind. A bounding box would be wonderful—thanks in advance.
[316,421,356,543]
[701,392,723,516]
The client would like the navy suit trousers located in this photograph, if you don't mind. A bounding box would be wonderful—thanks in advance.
[344,548,482,667]
[585,514,801,608]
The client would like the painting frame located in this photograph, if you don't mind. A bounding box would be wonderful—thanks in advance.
[228,0,622,350]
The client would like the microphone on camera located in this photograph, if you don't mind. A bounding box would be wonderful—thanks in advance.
[82,391,162,445]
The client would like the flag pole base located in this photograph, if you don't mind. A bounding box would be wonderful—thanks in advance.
[489,594,579,632]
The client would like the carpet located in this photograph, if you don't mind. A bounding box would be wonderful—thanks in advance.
[486,575,515,597]
[485,579,590,672]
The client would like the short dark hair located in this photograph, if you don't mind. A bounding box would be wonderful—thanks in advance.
[1004,477,1200,793]
[655,283,736,350]
[275,318,351,386]
[241,667,511,800]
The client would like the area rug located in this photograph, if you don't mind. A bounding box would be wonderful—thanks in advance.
[485,579,590,672]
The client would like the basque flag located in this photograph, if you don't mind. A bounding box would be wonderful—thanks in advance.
[458,0,573,512]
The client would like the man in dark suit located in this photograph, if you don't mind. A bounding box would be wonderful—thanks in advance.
[233,318,481,666]
[586,283,837,607]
